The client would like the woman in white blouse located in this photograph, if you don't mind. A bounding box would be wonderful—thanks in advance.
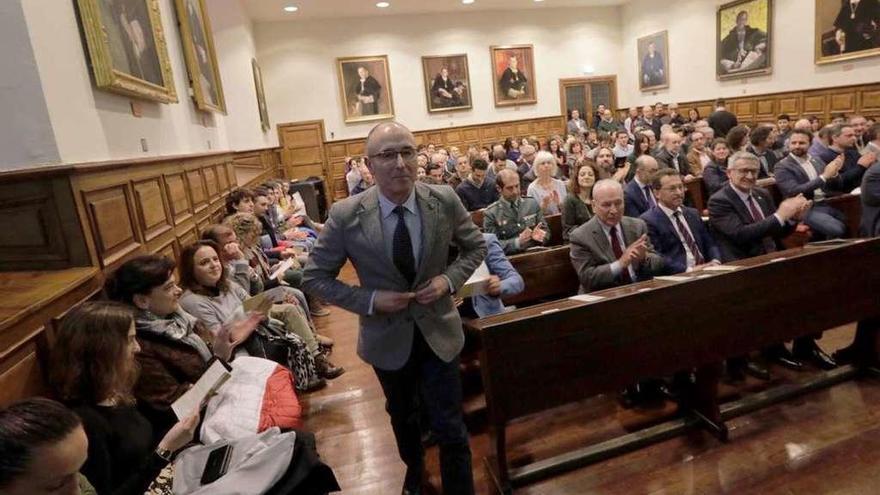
[526,151,568,215]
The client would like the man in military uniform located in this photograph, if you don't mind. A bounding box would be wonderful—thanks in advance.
[483,169,549,255]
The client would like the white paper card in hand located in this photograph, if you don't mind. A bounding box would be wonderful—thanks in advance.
[569,294,605,303]
[458,263,491,298]
[172,359,231,419]
[269,257,295,280]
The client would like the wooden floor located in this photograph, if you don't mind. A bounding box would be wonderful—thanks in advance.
[304,264,880,494]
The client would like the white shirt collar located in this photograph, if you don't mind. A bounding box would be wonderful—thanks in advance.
[378,189,417,219]
[657,202,681,218]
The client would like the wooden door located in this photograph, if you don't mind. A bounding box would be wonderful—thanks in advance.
[277,120,331,208]
[559,75,618,124]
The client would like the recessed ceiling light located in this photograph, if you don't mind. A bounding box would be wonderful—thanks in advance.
[462,0,475,4]
[283,5,298,12]
[534,0,544,2]
[376,1,390,7]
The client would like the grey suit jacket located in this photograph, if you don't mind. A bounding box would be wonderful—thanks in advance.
[860,148,880,237]
[568,215,664,293]
[302,183,486,370]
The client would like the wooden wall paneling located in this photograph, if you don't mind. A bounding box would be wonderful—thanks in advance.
[802,94,827,115]
[829,93,856,114]
[755,98,776,120]
[177,225,198,250]
[81,184,141,268]
[733,100,755,122]
[132,178,172,243]
[515,123,532,136]
[462,127,480,143]
[277,120,328,184]
[203,166,220,200]
[480,126,500,143]
[156,238,179,264]
[0,177,90,270]
[0,328,49,406]
[215,163,230,193]
[226,162,238,188]
[861,88,880,112]
[163,172,193,225]
[231,151,263,169]
[778,95,800,116]
[185,169,208,214]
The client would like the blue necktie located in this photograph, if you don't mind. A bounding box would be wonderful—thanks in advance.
[392,206,416,284]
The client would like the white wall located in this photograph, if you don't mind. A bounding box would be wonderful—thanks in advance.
[254,7,622,142]
[208,0,277,150]
[619,0,880,108]
[0,0,59,171]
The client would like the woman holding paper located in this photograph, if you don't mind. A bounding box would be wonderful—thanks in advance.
[48,301,200,495]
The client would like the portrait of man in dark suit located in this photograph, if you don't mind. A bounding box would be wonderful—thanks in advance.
[637,32,669,91]
[817,0,880,62]
[337,56,395,123]
[422,54,472,112]
[716,0,772,79]
[491,45,537,107]
[99,0,163,85]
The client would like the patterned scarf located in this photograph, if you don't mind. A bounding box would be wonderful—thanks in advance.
[135,308,213,361]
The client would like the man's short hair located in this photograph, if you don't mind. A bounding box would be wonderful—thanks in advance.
[0,398,82,488]
[201,224,233,244]
[749,125,773,146]
[225,187,254,214]
[616,130,629,139]
[431,153,446,165]
[651,168,681,191]
[492,147,506,161]
[777,114,791,121]
[865,123,880,143]
[729,151,761,169]
[790,128,813,142]
[471,158,488,171]
[715,98,726,107]
[495,168,518,189]
[830,123,853,139]
[252,186,271,199]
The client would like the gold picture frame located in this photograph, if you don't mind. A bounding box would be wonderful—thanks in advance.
[814,0,880,65]
[252,58,270,132]
[336,55,395,124]
[173,0,226,113]
[637,30,670,92]
[421,54,472,113]
[716,0,773,81]
[490,44,537,107]
[75,0,177,103]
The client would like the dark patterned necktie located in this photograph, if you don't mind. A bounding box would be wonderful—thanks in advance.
[610,225,633,284]
[673,211,705,265]
[392,206,416,284]
[747,196,777,253]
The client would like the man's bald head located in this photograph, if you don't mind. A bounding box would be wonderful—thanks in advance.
[794,118,811,131]
[495,168,521,201]
[365,122,415,156]
[364,122,418,203]
[592,179,625,227]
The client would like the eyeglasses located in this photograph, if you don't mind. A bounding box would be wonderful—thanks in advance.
[733,168,759,176]
[369,147,417,163]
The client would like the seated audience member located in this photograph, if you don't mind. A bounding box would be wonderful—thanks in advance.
[569,179,664,294]
[624,107,640,139]
[774,129,847,239]
[816,124,877,192]
[850,115,868,152]
[594,146,630,184]
[703,138,732,197]
[624,155,660,218]
[641,169,721,274]
[456,158,498,211]
[351,166,375,195]
[654,132,692,177]
[864,123,880,168]
[457,233,525,319]
[225,187,255,218]
[708,98,738,138]
[810,124,834,157]
[548,138,568,177]
[708,152,834,375]
[526,151,568,215]
[566,140,587,166]
[346,156,365,195]
[518,144,538,189]
[484,169,549,254]
[176,241,327,391]
[746,125,779,178]
[448,154,471,189]
[627,132,651,168]
[775,114,792,150]
[504,137,522,164]
[597,109,619,134]
[567,109,588,138]
[686,130,712,175]
[686,107,701,124]
[612,130,634,163]
[253,187,311,258]
[726,125,751,153]
[809,116,822,133]
[423,162,445,185]
[486,145,518,183]
[105,255,255,433]
[0,398,95,495]
[562,161,598,241]
[49,302,200,495]
[663,103,685,127]
[638,104,663,139]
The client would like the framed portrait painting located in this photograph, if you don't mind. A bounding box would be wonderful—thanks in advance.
[252,59,270,132]
[815,0,880,65]
[716,0,773,80]
[490,45,537,107]
[421,54,472,113]
[336,55,395,124]
[75,0,177,102]
[637,31,669,91]
[174,0,226,113]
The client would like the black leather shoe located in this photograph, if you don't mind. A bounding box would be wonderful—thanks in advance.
[795,346,838,370]
[765,346,804,371]
[832,345,858,365]
[745,361,771,380]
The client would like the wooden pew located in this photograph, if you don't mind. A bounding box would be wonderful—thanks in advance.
[545,214,563,246]
[685,176,708,213]
[467,239,880,493]
[758,178,863,238]
[503,245,578,307]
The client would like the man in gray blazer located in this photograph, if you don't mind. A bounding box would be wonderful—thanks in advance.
[569,179,664,293]
[303,122,485,495]
[860,124,880,237]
